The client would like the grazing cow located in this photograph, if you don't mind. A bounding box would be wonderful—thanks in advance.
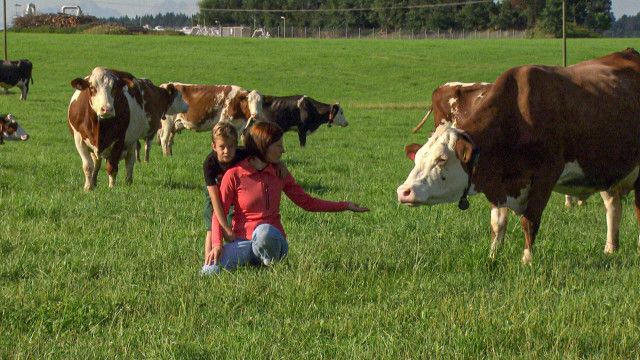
[157,83,260,156]
[0,114,29,141]
[407,81,581,256]
[0,60,33,100]
[67,67,188,191]
[251,95,348,147]
[397,48,640,264]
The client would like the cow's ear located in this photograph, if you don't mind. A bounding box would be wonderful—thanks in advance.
[71,78,89,90]
[455,138,474,164]
[404,143,422,162]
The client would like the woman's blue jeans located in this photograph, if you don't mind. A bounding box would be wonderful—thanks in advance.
[204,224,288,274]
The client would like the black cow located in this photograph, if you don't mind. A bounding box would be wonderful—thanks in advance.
[253,95,348,147]
[0,60,33,100]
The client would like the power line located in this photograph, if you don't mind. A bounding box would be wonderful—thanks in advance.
[199,1,492,13]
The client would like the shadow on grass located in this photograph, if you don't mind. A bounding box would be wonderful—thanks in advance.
[162,180,201,191]
[296,181,329,195]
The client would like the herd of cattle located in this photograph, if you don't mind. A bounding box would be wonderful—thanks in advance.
[65,67,348,191]
[3,47,640,265]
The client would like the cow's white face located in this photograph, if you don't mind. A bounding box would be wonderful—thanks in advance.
[332,104,349,127]
[397,124,472,206]
[164,84,189,115]
[71,67,121,119]
[247,90,262,119]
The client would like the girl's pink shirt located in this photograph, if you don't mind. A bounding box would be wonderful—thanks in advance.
[212,158,349,247]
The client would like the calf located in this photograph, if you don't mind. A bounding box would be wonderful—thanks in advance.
[67,67,188,191]
[0,60,33,100]
[398,48,640,264]
[252,95,348,147]
[158,83,260,156]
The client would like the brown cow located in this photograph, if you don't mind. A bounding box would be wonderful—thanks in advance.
[398,48,640,264]
[157,83,260,156]
[68,67,188,191]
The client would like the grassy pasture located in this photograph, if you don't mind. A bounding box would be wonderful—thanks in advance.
[2,33,640,358]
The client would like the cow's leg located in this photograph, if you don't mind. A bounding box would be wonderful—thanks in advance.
[19,83,27,101]
[600,190,622,254]
[91,152,102,187]
[135,141,142,162]
[105,159,118,188]
[124,143,137,185]
[105,146,124,188]
[634,179,640,253]
[144,136,152,163]
[297,128,307,147]
[159,116,175,156]
[564,195,573,208]
[73,132,95,191]
[520,174,558,264]
[489,206,509,260]
[565,195,585,207]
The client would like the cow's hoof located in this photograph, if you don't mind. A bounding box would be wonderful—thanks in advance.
[521,250,532,265]
[604,243,618,254]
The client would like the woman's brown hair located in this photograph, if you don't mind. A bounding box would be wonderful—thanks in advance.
[245,121,284,162]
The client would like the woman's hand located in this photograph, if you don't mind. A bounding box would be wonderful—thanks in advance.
[205,245,223,265]
[222,227,236,242]
[346,202,369,212]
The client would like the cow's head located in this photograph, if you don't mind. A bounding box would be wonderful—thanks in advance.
[247,90,263,120]
[161,83,189,116]
[397,123,477,208]
[70,67,134,119]
[2,114,28,140]
[329,104,348,127]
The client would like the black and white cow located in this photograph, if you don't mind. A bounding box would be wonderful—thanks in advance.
[252,95,348,147]
[0,60,33,100]
[0,114,29,142]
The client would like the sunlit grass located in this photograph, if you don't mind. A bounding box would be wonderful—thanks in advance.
[1,34,640,357]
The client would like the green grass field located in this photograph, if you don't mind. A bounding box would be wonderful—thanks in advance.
[2,33,640,358]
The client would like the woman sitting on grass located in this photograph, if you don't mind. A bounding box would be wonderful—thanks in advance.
[206,121,368,273]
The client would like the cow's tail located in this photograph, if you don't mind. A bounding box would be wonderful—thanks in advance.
[412,106,432,133]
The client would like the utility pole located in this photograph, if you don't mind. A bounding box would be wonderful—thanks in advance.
[562,0,567,67]
[280,16,286,39]
[3,0,7,60]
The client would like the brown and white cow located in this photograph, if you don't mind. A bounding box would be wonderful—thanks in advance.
[398,48,640,264]
[416,82,585,208]
[157,83,260,156]
[68,67,188,191]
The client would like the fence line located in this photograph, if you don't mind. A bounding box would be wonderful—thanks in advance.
[182,26,526,40]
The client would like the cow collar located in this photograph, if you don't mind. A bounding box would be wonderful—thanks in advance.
[456,130,480,210]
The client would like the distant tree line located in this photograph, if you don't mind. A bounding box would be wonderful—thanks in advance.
[195,0,614,36]
[606,12,640,37]
[104,12,193,28]
[102,1,626,37]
